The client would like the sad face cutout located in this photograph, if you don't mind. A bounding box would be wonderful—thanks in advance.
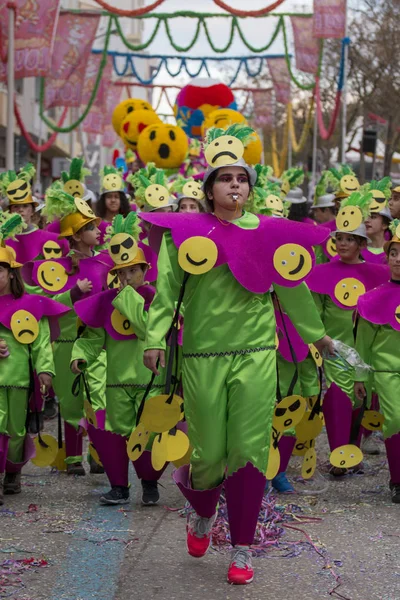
[178,236,218,275]
[273,244,312,281]
[10,310,39,344]
[339,175,360,196]
[7,178,31,203]
[182,181,204,201]
[145,183,170,208]
[64,179,84,198]
[273,395,307,432]
[336,206,363,231]
[204,135,244,167]
[110,308,135,336]
[301,448,317,479]
[37,261,68,292]
[127,422,151,462]
[330,444,363,469]
[108,233,137,266]
[42,240,62,260]
[334,277,366,307]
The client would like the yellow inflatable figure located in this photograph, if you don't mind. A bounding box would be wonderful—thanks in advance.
[112,98,155,136]
[137,123,189,169]
[120,110,161,150]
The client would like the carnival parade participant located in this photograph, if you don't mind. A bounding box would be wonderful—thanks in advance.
[171,176,205,213]
[388,185,400,219]
[141,124,333,585]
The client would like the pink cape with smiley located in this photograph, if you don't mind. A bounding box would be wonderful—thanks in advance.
[22,252,113,296]
[74,285,155,341]
[357,281,400,331]
[141,213,330,293]
[307,260,389,309]
[7,229,69,263]
[275,309,309,363]
[0,293,71,342]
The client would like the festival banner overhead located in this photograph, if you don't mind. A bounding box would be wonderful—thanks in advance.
[82,58,113,135]
[44,12,100,109]
[290,16,320,74]
[313,0,346,39]
[267,58,291,105]
[252,89,275,127]
[0,0,60,81]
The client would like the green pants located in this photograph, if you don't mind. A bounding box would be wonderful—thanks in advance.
[324,360,357,406]
[373,372,400,439]
[182,350,276,490]
[0,387,28,464]
[106,384,163,441]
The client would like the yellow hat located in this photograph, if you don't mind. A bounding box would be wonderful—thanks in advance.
[59,212,101,238]
[392,186,400,194]
[0,245,22,268]
[384,219,400,254]
[44,181,100,238]
[110,246,149,274]
[0,213,25,267]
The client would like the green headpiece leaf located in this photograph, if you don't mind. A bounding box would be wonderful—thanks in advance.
[0,164,35,196]
[43,181,77,222]
[61,158,91,184]
[339,191,373,219]
[205,123,255,148]
[281,168,304,190]
[0,212,26,243]
[366,177,392,200]
[100,165,124,178]
[109,211,140,241]
[389,218,400,237]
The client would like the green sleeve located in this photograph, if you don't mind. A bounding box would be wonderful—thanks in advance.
[274,282,326,344]
[311,291,325,318]
[25,283,73,308]
[112,286,148,341]
[354,317,378,382]
[31,318,55,376]
[71,326,106,369]
[145,233,183,352]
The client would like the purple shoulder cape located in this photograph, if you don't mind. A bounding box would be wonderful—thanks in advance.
[357,281,400,331]
[7,229,69,263]
[0,293,71,341]
[315,220,337,260]
[141,213,330,294]
[275,309,309,362]
[361,248,387,265]
[307,260,389,309]
[74,285,155,341]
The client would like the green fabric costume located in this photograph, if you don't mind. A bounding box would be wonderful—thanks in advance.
[144,223,326,491]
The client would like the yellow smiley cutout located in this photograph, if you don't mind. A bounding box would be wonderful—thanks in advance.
[74,197,95,218]
[145,183,170,208]
[84,399,98,427]
[51,442,67,472]
[273,395,307,432]
[103,173,123,191]
[165,429,190,462]
[140,394,182,433]
[173,443,193,468]
[37,261,68,292]
[336,206,363,231]
[369,191,387,213]
[42,240,62,260]
[309,344,323,367]
[265,194,284,216]
[151,433,168,471]
[182,181,205,200]
[178,237,218,275]
[281,180,290,196]
[326,237,338,258]
[127,423,151,462]
[361,410,385,432]
[334,278,366,307]
[339,175,360,195]
[107,271,120,289]
[31,434,59,468]
[295,413,324,441]
[204,135,244,167]
[266,441,280,480]
[7,178,31,202]
[110,308,135,336]
[330,444,363,469]
[88,443,102,467]
[64,179,84,198]
[292,438,315,456]
[108,233,137,265]
[395,223,400,239]
[301,448,317,479]
[10,310,39,344]
[273,244,312,281]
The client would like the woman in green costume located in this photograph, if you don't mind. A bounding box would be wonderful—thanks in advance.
[142,125,333,585]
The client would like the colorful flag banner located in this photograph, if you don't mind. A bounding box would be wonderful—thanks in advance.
[82,58,113,135]
[290,16,320,74]
[251,89,275,127]
[313,0,346,39]
[267,58,291,105]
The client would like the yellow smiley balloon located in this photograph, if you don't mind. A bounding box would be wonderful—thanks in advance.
[151,432,168,471]
[301,448,317,479]
[74,197,95,218]
[103,173,123,192]
[309,344,323,367]
[265,194,284,216]
[369,191,387,213]
[336,206,363,231]
[182,181,205,201]
[204,135,244,167]
[7,178,31,202]
[339,175,360,195]
[330,444,363,469]
[42,240,63,260]
[127,422,151,462]
[110,308,135,336]
[140,394,182,433]
[37,261,68,292]
[108,233,138,265]
[273,395,307,432]
[64,179,84,198]
[273,244,312,281]
[361,410,385,432]
[178,236,218,275]
[10,310,39,344]
[334,277,366,307]
[326,237,338,258]
[145,183,170,208]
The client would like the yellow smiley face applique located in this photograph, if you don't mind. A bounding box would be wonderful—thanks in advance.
[336,206,363,231]
[127,423,151,462]
[37,261,68,292]
[295,413,324,441]
[339,175,360,195]
[74,197,95,218]
[266,440,281,480]
[361,410,385,432]
[273,244,312,281]
[103,173,123,192]
[107,271,120,290]
[301,448,317,479]
[140,394,182,433]
[63,179,84,198]
[204,135,244,167]
[145,184,170,208]
[42,240,62,260]
[395,304,400,325]
[309,344,323,367]
[273,395,307,432]
[7,178,31,202]
[369,190,387,213]
[334,277,366,307]
[11,310,39,344]
[330,444,363,469]
[292,438,315,456]
[108,233,137,266]
[326,237,338,258]
[110,309,135,336]
[182,181,205,200]
[265,194,284,216]
[178,237,218,275]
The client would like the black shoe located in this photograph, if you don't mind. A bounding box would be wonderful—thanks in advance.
[99,486,130,505]
[89,454,105,474]
[43,397,58,420]
[390,482,400,504]
[3,472,21,495]
[27,412,44,434]
[141,480,160,506]
[66,462,86,476]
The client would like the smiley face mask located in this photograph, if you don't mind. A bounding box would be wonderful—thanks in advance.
[0,163,36,206]
[61,158,90,198]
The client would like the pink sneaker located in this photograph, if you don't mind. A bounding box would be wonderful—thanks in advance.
[227,546,254,585]
[186,511,216,558]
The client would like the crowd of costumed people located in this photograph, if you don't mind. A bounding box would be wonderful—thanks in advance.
[0,78,400,586]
